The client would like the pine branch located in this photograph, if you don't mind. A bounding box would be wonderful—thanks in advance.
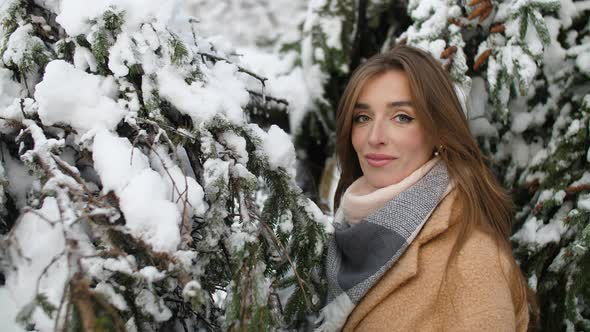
[259,216,311,310]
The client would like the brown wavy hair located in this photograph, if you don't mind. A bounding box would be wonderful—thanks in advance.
[334,45,538,328]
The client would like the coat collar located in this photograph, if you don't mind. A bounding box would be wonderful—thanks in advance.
[343,189,460,330]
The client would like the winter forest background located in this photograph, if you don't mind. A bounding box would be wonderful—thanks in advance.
[0,0,588,331]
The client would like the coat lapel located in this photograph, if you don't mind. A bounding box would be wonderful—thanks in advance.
[343,190,459,331]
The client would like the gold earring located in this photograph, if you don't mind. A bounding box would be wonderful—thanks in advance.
[434,145,443,156]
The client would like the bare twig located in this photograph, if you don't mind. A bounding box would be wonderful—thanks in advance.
[136,118,197,141]
[197,51,268,86]
[246,89,289,106]
[20,207,57,226]
[53,278,70,332]
[35,250,67,302]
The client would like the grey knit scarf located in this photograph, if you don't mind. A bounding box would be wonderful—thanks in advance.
[316,161,450,332]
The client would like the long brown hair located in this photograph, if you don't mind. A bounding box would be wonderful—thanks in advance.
[334,45,538,327]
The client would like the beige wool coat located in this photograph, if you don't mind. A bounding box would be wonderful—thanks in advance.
[342,190,529,332]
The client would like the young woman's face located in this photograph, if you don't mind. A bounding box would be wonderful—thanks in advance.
[351,70,433,188]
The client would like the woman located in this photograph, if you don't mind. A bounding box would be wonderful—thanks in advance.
[316,45,536,331]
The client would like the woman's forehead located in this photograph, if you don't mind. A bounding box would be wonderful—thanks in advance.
[358,70,411,93]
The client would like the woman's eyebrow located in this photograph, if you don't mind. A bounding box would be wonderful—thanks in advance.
[354,101,413,109]
[387,101,413,108]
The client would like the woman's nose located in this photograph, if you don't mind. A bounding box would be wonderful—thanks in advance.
[367,120,386,146]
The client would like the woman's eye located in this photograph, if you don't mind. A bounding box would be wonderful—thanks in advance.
[353,114,370,123]
[394,114,414,124]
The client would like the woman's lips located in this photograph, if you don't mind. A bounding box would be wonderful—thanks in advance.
[365,154,396,167]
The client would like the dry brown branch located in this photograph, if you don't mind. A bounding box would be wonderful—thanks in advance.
[441,46,458,59]
[447,17,466,27]
[467,1,492,21]
[490,23,506,33]
[478,5,493,22]
[474,49,492,71]
[566,184,590,195]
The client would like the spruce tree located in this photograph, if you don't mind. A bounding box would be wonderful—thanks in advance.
[0,0,329,330]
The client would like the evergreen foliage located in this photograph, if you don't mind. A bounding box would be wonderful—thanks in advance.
[0,0,329,331]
